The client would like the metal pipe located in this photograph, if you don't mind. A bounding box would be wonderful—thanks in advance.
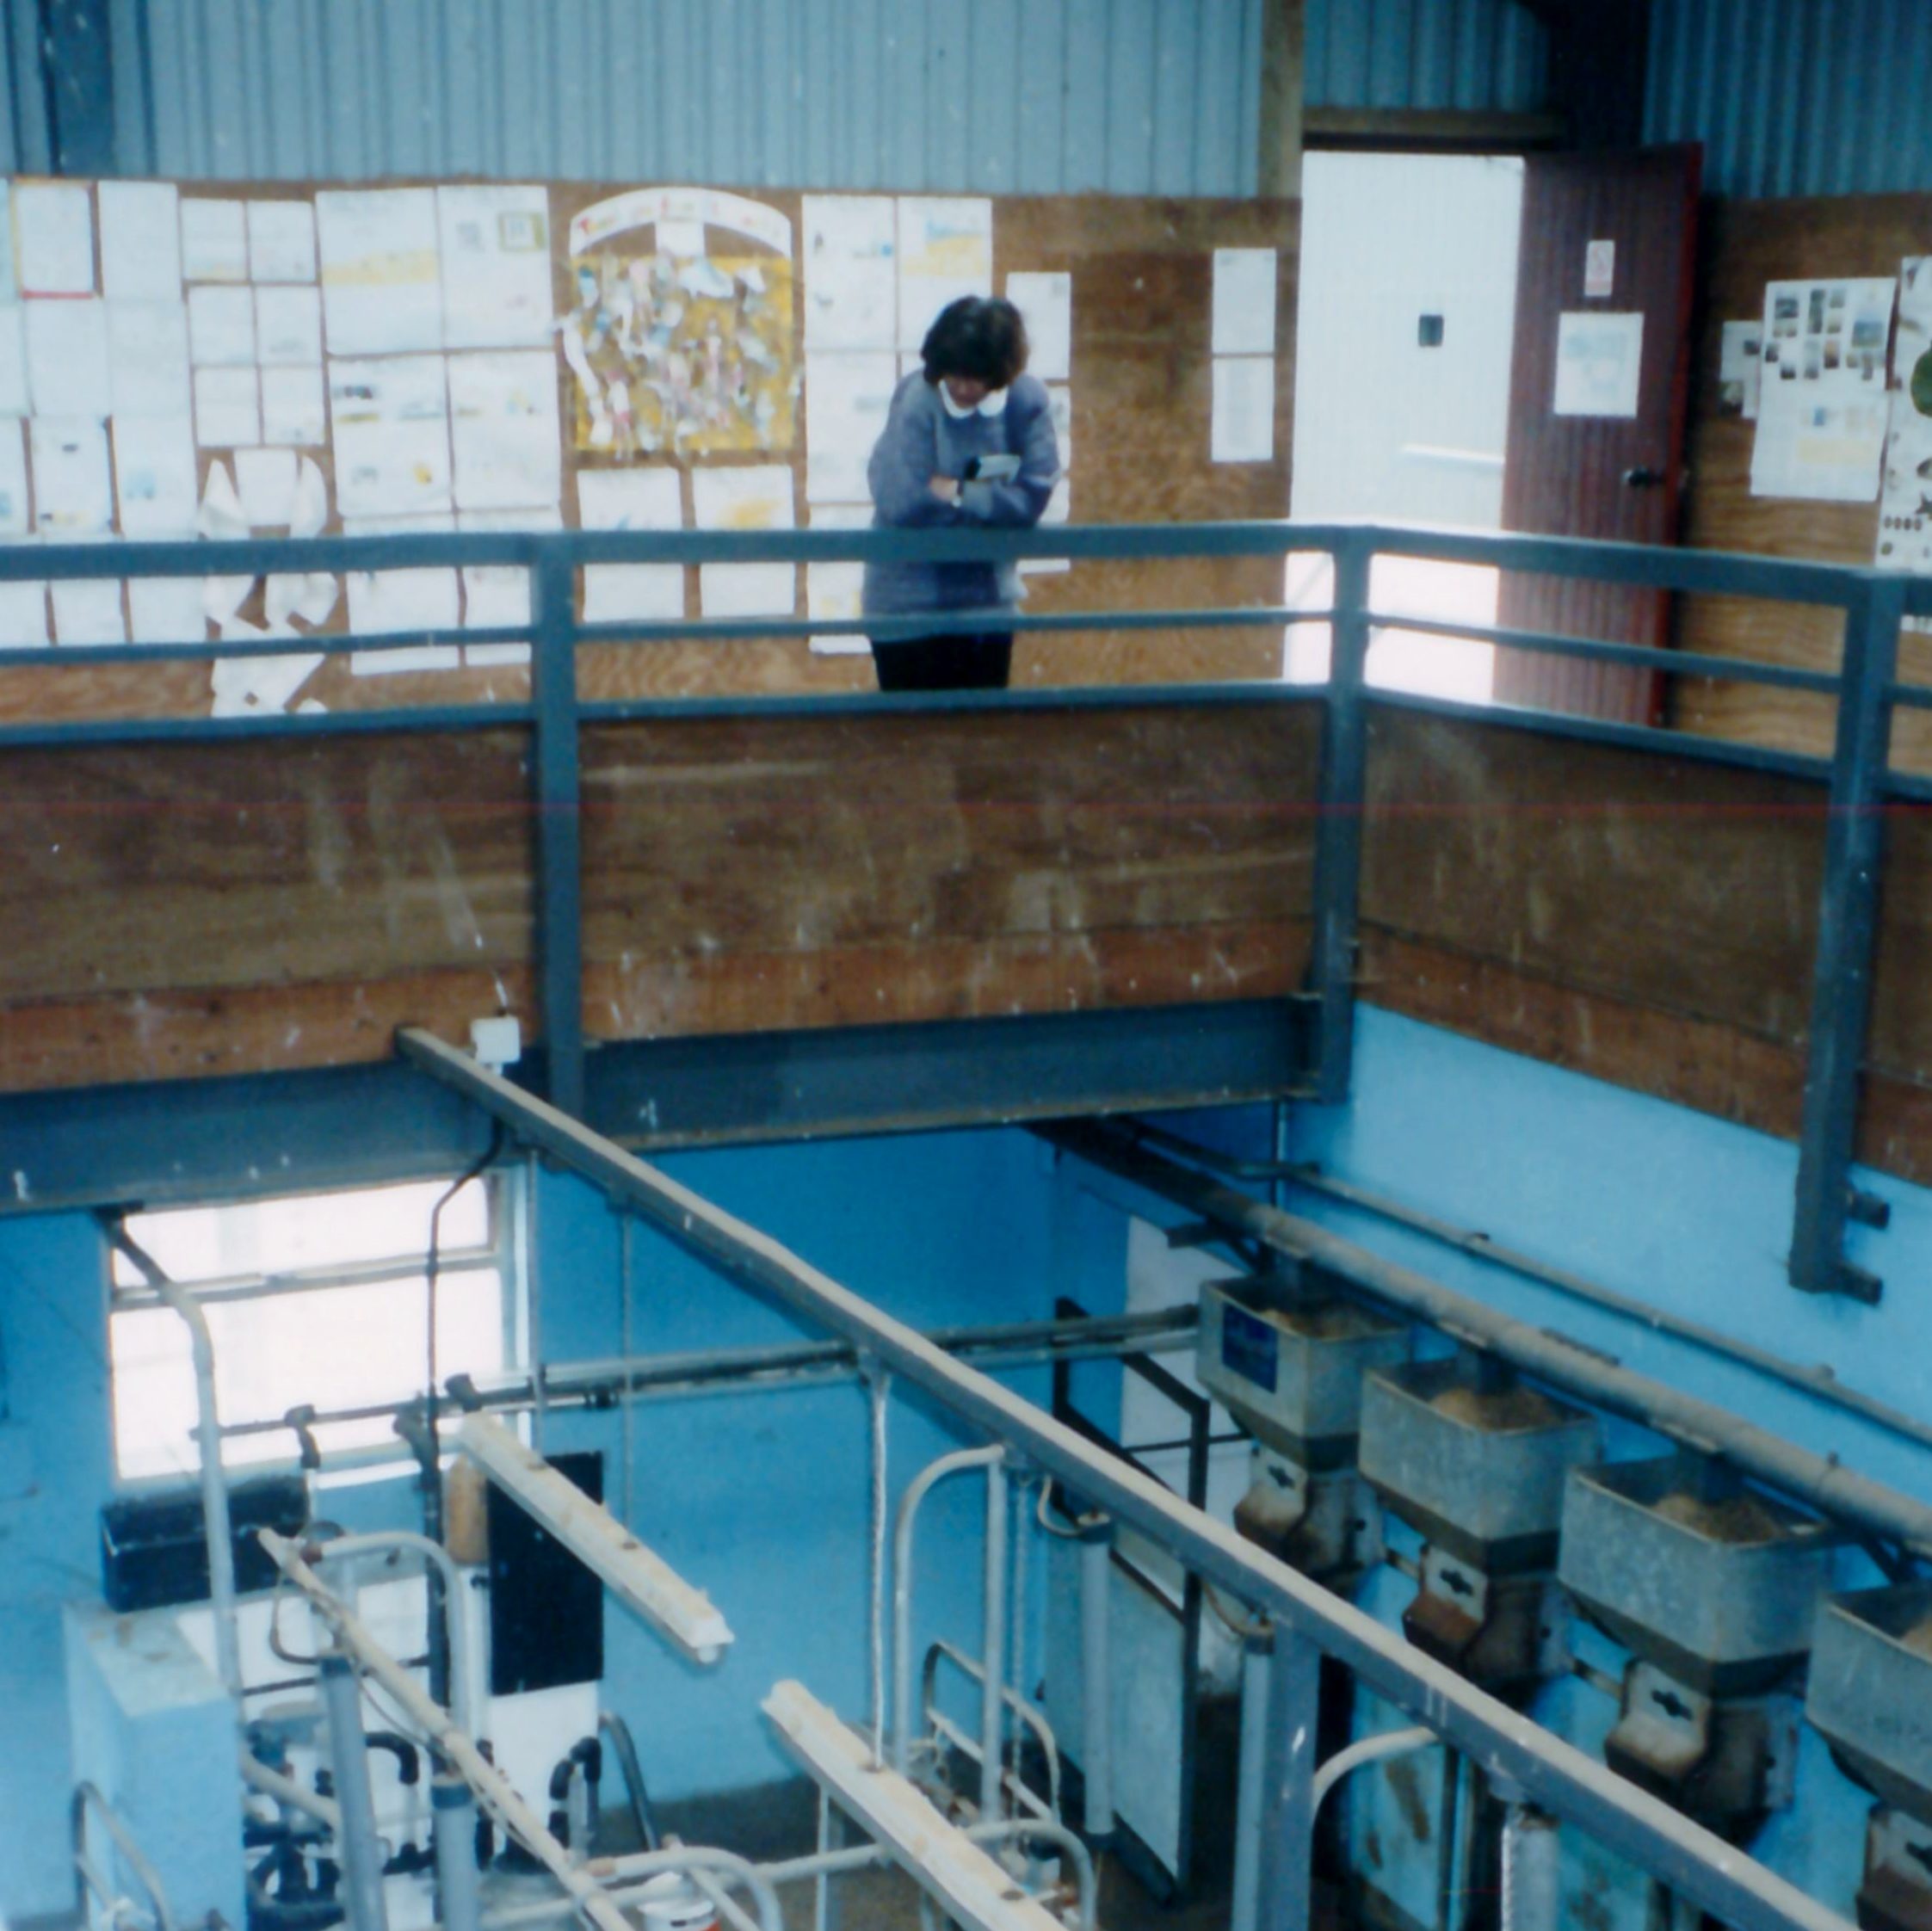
[485,1847,783,1931]
[1499,1806,1561,1931]
[981,1458,1009,1824]
[923,1641,1063,1821]
[106,1226,243,1701]
[71,1783,180,1931]
[433,1778,482,1931]
[893,1446,1004,1774]
[867,1367,891,1767]
[310,1532,476,1733]
[1046,1119,1932,1563]
[923,1712,1055,1825]
[1231,1636,1272,1931]
[239,1751,343,1835]
[260,1531,633,1931]
[1127,1120,1932,1460]
[396,1030,1861,1931]
[319,1653,391,1931]
[1077,1523,1114,1837]
[1310,1727,1437,1817]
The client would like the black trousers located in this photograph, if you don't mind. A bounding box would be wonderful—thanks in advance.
[870,632,1014,692]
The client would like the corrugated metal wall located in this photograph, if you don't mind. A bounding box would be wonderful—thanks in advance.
[1304,0,1547,114]
[1645,0,1932,199]
[104,0,1268,194]
[0,0,1561,192]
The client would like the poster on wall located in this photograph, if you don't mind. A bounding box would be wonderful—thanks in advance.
[1876,256,1932,605]
[562,186,797,460]
[1750,275,1895,501]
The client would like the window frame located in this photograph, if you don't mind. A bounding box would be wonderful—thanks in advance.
[103,1167,524,1491]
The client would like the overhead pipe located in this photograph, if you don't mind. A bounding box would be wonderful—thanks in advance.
[1043,1119,1932,1563]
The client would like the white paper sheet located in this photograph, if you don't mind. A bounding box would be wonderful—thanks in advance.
[236,447,299,527]
[329,355,451,517]
[112,415,200,537]
[448,349,562,511]
[0,186,15,305]
[1552,311,1644,418]
[194,366,261,447]
[188,283,256,366]
[805,351,897,503]
[1751,276,1895,502]
[437,185,553,349]
[52,578,127,645]
[128,576,208,644]
[254,285,322,366]
[1718,319,1763,421]
[15,182,95,295]
[896,198,993,351]
[0,577,46,644]
[578,466,685,624]
[198,460,250,541]
[804,503,871,652]
[693,463,795,612]
[1876,257,1932,583]
[108,300,193,416]
[344,512,461,669]
[247,201,318,282]
[51,575,127,648]
[263,571,339,631]
[180,199,250,282]
[261,364,326,446]
[457,504,559,654]
[699,560,793,618]
[0,305,24,415]
[0,421,25,535]
[1004,271,1072,381]
[26,298,110,418]
[210,650,324,717]
[30,418,113,534]
[802,195,898,351]
[317,188,443,355]
[290,455,329,537]
[1211,356,1275,463]
[99,182,182,301]
[1212,249,1278,357]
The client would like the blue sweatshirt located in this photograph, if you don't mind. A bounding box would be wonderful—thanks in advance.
[861,371,1059,623]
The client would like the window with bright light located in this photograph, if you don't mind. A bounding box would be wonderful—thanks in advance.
[108,1175,516,1483]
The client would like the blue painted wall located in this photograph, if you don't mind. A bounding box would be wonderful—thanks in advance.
[0,1126,1106,1921]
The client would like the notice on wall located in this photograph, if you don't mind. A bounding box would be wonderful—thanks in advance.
[1212,249,1277,357]
[344,511,461,671]
[247,201,318,283]
[195,366,261,448]
[804,502,872,653]
[439,185,552,349]
[317,188,444,355]
[188,284,256,367]
[254,286,322,366]
[261,365,326,447]
[1552,312,1643,417]
[108,301,192,417]
[180,199,249,283]
[1750,276,1895,501]
[1718,319,1763,420]
[448,349,563,512]
[803,195,898,351]
[112,415,199,537]
[1006,271,1072,381]
[99,182,182,300]
[577,465,686,624]
[0,419,27,535]
[458,503,559,658]
[27,299,109,417]
[693,462,795,616]
[1211,355,1275,463]
[15,182,95,296]
[896,198,992,353]
[805,351,896,503]
[1877,257,1932,595]
[329,355,451,518]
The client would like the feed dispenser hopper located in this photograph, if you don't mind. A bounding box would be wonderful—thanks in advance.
[1806,1582,1932,1931]
[1195,1270,1407,1584]
[1358,1353,1598,1700]
[1559,1453,1832,1839]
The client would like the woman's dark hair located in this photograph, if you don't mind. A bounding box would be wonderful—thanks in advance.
[920,297,1029,389]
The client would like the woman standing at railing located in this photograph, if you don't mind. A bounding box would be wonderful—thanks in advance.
[861,296,1061,691]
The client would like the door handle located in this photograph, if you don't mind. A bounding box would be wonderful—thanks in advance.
[1622,466,1664,489]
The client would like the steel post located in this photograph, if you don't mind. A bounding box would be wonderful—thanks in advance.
[530,547,584,1119]
[1231,1632,1273,1931]
[1077,1521,1114,1837]
[1790,573,1909,1301]
[1254,1629,1322,1931]
[320,1652,391,1931]
[981,1457,1009,1823]
[434,1777,482,1931]
[1309,534,1373,1101]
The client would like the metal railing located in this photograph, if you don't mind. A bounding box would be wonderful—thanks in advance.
[6,519,1929,1299]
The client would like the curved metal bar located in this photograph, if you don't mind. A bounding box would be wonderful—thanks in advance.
[308,1531,477,1733]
